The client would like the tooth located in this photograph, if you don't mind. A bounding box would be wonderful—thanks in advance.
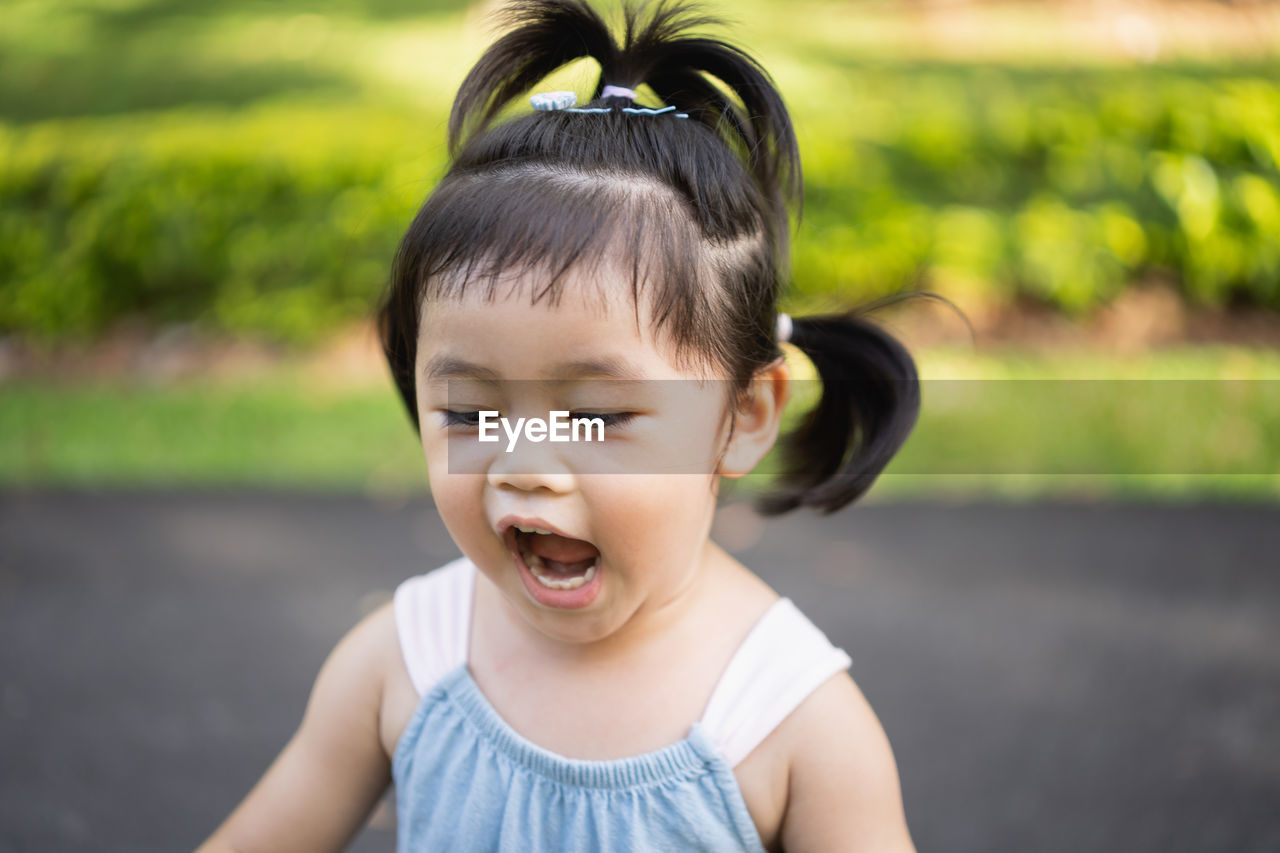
[527,558,597,590]
[512,524,564,536]
[514,531,598,591]
[514,524,559,536]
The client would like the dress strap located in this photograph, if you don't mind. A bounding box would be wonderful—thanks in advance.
[393,556,477,697]
[699,598,853,768]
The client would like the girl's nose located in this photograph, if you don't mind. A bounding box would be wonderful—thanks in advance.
[485,442,576,494]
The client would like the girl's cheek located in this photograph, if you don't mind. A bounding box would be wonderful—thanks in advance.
[434,486,487,553]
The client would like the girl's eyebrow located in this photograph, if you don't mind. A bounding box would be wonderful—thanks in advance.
[548,358,643,381]
[422,355,643,382]
[423,355,500,383]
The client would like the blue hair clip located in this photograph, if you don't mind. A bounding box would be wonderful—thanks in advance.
[530,90,578,111]
[529,90,688,119]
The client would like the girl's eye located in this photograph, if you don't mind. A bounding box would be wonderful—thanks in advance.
[437,410,636,430]
[439,409,484,428]
[572,412,636,429]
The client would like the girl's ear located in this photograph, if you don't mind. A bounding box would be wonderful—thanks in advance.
[717,356,791,478]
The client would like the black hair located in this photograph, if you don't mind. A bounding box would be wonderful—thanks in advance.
[376,0,950,515]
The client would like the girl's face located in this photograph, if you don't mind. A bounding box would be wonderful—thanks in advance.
[414,267,756,650]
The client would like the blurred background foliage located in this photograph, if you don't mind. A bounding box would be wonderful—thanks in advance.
[2,0,1279,496]
[3,0,1280,345]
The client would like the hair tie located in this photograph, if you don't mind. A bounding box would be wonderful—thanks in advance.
[529,90,689,119]
[601,84,637,100]
[530,90,578,111]
[776,312,793,344]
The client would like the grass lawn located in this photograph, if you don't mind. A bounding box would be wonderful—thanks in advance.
[4,344,1276,503]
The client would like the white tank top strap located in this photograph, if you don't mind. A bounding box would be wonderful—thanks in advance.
[699,597,853,768]
[393,556,477,697]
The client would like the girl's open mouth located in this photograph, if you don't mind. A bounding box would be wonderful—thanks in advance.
[503,524,603,608]
[513,526,599,588]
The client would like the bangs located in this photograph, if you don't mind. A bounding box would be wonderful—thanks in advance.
[402,164,734,372]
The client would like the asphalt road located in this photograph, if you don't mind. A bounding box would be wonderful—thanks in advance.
[1,490,1278,852]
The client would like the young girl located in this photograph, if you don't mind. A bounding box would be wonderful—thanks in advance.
[199,0,923,850]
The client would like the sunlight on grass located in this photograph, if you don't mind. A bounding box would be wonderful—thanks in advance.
[0,374,428,499]
[914,344,1280,379]
[4,347,1276,503]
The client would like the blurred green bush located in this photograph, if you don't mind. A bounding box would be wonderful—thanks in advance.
[3,64,1279,344]
[790,64,1280,318]
[0,103,435,345]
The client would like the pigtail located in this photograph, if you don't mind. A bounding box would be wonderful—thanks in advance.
[448,0,619,155]
[447,0,801,235]
[613,1,803,226]
[756,292,931,516]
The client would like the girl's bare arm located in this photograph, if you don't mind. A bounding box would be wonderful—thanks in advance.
[195,600,398,853]
[779,671,916,852]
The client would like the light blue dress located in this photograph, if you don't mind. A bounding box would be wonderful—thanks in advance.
[390,557,852,852]
[392,662,768,852]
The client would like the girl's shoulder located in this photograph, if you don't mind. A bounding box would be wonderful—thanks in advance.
[699,554,913,847]
[727,574,912,850]
[375,557,475,759]
[696,560,857,763]
[714,566,911,846]
[765,664,914,850]
[307,590,421,762]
